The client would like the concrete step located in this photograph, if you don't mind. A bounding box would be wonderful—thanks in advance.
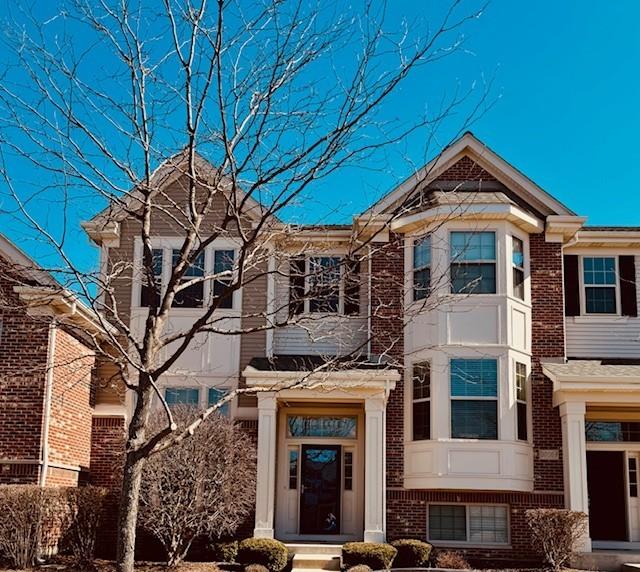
[286,543,343,556]
[291,553,341,571]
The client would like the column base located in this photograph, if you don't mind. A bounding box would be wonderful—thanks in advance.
[253,527,275,539]
[364,529,385,543]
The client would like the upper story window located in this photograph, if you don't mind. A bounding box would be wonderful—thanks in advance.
[515,362,528,441]
[165,387,200,406]
[173,250,205,308]
[450,358,498,440]
[413,236,431,301]
[140,249,164,308]
[512,236,525,300]
[289,256,360,316]
[450,231,496,294]
[213,250,235,309]
[412,362,431,441]
[583,256,617,314]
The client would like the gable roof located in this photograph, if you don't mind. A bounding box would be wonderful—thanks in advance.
[364,132,575,218]
[83,149,276,241]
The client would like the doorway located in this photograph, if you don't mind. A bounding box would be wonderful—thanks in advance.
[299,445,341,534]
[587,450,627,541]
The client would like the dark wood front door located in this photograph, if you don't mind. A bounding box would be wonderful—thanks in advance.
[300,445,341,534]
[587,450,627,541]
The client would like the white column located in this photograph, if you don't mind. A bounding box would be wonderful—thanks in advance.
[254,393,278,538]
[559,400,591,552]
[364,396,386,543]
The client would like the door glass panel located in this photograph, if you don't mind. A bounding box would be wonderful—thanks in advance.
[287,416,357,438]
[300,446,341,534]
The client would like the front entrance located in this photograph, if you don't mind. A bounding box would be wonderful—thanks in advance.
[587,451,627,541]
[300,445,341,534]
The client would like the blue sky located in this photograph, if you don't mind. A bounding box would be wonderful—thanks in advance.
[1,0,639,271]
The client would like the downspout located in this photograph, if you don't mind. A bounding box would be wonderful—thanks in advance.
[39,320,57,487]
[367,245,372,359]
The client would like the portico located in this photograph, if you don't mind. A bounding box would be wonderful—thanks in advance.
[243,361,399,543]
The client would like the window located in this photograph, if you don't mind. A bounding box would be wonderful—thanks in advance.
[309,256,341,313]
[413,236,431,301]
[512,237,525,300]
[207,387,230,416]
[165,387,200,406]
[172,250,205,308]
[344,451,353,491]
[213,249,235,309]
[586,421,640,442]
[630,457,638,498]
[412,362,431,440]
[140,249,164,307]
[450,231,497,294]
[428,504,508,545]
[287,415,357,438]
[450,359,498,440]
[583,256,617,314]
[289,449,298,489]
[515,362,528,441]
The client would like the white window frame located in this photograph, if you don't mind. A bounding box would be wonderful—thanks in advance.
[413,235,431,302]
[132,237,241,312]
[449,230,498,295]
[426,502,510,547]
[579,255,620,316]
[514,360,530,443]
[511,235,525,301]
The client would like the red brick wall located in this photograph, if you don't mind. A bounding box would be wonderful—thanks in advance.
[369,234,405,488]
[435,156,497,182]
[46,328,95,485]
[529,233,565,492]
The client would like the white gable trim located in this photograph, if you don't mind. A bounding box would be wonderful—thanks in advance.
[364,132,574,217]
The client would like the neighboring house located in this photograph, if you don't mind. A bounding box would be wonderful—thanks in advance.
[0,233,123,489]
[5,131,640,563]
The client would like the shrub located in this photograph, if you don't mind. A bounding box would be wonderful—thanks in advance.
[526,508,588,572]
[237,538,289,572]
[0,485,68,569]
[347,565,372,572]
[390,539,432,568]
[342,542,397,570]
[209,540,239,563]
[245,565,270,572]
[433,550,469,569]
[63,486,108,565]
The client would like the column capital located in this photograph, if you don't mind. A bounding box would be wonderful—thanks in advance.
[364,394,386,412]
[559,400,586,417]
[256,392,278,411]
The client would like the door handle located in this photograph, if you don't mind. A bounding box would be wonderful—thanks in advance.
[300,484,305,494]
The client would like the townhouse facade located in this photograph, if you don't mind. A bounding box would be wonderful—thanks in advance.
[3,132,640,564]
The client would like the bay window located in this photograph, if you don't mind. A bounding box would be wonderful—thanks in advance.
[450,231,497,294]
[450,358,498,440]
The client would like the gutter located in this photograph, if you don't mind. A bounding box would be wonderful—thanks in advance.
[39,320,57,487]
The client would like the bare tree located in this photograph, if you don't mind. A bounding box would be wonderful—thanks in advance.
[0,1,492,571]
[139,406,255,567]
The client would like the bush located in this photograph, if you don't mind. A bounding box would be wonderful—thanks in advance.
[237,538,289,572]
[390,539,432,568]
[0,485,68,569]
[526,508,588,572]
[433,550,469,569]
[342,542,397,570]
[209,540,239,563]
[245,565,270,572]
[347,565,372,572]
[63,486,108,565]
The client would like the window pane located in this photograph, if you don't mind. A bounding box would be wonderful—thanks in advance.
[172,250,205,307]
[515,362,527,401]
[344,451,353,491]
[287,416,357,438]
[414,236,431,269]
[469,505,508,544]
[429,505,467,541]
[214,250,234,273]
[451,401,498,439]
[140,249,164,307]
[513,267,525,300]
[517,402,528,441]
[585,286,616,313]
[451,359,498,397]
[207,387,230,416]
[414,268,431,301]
[586,421,640,442]
[289,449,298,489]
[451,232,496,261]
[583,256,616,285]
[512,237,524,268]
[309,257,340,313]
[451,263,496,294]
[165,387,199,406]
[413,363,431,400]
[413,401,430,441]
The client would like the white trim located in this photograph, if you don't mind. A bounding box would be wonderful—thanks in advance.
[39,321,57,487]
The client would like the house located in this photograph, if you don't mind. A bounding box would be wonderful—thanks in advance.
[5,131,640,564]
[0,233,122,488]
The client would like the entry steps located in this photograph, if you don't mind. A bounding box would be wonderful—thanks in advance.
[286,544,342,572]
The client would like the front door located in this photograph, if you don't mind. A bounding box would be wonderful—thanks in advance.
[587,450,627,541]
[300,445,341,535]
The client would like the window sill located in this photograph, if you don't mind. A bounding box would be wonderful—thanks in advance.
[570,315,628,324]
[427,540,511,549]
